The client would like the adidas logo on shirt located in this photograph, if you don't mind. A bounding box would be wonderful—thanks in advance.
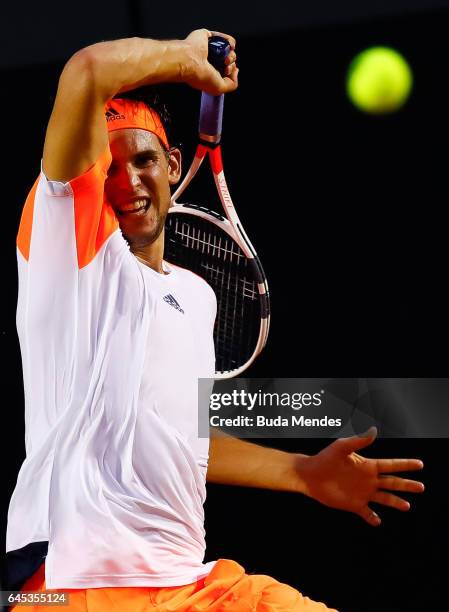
[105,107,126,121]
[163,294,184,314]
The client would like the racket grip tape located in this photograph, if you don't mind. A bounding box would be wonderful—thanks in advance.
[199,36,231,142]
[207,36,231,75]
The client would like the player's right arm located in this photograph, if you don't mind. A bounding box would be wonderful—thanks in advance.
[42,30,238,183]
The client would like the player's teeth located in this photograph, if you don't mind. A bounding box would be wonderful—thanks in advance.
[120,199,149,213]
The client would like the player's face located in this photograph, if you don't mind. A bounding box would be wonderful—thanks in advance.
[105,129,181,249]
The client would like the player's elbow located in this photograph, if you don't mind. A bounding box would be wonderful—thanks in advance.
[58,47,101,97]
[59,38,141,100]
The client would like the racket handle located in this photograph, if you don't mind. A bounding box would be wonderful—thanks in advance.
[199,36,231,144]
[207,36,231,73]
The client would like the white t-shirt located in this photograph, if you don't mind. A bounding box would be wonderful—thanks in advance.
[8,147,218,588]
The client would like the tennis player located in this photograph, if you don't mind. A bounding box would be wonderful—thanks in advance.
[5,29,424,611]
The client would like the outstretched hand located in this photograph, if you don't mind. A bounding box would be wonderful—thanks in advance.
[295,427,424,526]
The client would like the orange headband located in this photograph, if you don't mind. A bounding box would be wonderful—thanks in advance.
[105,98,169,149]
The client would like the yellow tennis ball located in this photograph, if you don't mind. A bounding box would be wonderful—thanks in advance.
[346,47,413,114]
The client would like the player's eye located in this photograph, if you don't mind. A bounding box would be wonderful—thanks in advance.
[135,154,158,167]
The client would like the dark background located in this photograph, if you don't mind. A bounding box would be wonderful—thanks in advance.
[2,2,449,611]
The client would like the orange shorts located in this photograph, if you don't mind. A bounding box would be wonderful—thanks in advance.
[11,559,338,611]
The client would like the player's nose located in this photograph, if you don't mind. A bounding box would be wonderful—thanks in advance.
[124,164,142,188]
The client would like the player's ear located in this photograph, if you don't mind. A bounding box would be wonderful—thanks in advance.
[167,148,182,185]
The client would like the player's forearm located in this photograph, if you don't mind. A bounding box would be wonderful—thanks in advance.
[67,37,191,101]
[207,432,308,494]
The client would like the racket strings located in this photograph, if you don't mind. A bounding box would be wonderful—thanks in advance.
[174,221,246,263]
[164,213,260,373]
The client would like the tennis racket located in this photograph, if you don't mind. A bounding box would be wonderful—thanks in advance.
[164,36,270,379]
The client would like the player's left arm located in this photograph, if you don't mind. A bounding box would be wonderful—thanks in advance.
[208,428,302,492]
[207,428,424,526]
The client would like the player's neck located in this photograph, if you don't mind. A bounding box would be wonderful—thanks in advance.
[131,234,166,274]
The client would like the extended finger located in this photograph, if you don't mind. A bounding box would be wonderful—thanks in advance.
[371,491,410,511]
[376,458,424,473]
[358,506,381,527]
[378,475,425,493]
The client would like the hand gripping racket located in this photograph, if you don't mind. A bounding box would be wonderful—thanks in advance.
[165,36,270,379]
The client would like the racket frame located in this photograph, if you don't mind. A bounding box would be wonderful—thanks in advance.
[169,144,270,379]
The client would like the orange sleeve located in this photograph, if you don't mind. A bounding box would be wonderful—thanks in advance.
[16,147,119,269]
[17,176,39,262]
[71,147,119,269]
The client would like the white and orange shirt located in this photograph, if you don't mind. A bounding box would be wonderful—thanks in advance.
[7,148,218,588]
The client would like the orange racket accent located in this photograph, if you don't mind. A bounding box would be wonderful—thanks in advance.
[208,147,224,174]
[195,144,208,159]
